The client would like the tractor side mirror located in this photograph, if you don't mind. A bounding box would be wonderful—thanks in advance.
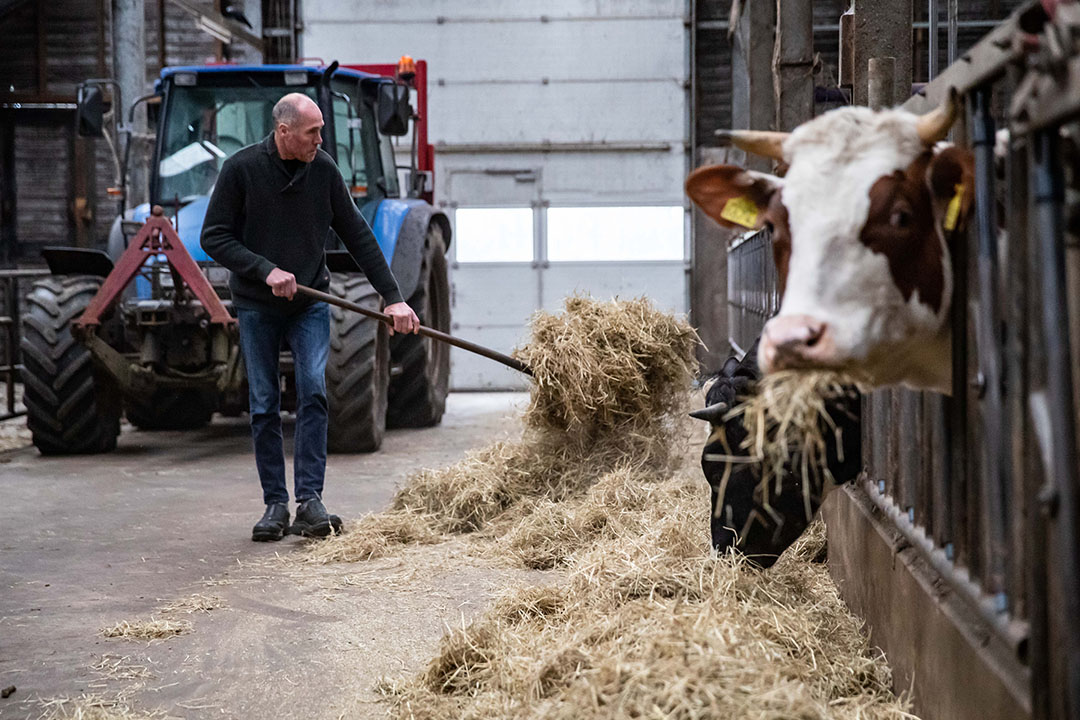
[76,85,106,138]
[377,83,410,136]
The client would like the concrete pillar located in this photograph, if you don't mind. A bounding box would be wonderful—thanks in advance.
[113,0,148,208]
[868,57,896,112]
[851,0,912,107]
[773,0,814,132]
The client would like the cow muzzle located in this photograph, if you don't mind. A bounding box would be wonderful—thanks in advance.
[759,315,836,373]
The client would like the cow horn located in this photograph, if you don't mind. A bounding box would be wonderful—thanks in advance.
[715,129,789,162]
[916,87,960,145]
[689,402,728,424]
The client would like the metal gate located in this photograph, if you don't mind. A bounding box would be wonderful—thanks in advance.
[726,3,1080,717]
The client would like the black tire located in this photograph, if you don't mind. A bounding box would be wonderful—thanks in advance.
[326,273,389,453]
[126,390,215,430]
[20,275,121,455]
[387,224,451,428]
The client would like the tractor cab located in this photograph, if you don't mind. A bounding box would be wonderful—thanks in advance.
[142,63,415,266]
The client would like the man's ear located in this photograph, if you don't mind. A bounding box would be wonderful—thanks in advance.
[927,146,975,237]
[685,165,782,231]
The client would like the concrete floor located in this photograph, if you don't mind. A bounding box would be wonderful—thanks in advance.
[0,393,535,719]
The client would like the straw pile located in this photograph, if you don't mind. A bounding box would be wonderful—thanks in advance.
[100,618,191,642]
[381,511,911,719]
[305,295,699,565]
[721,370,864,504]
[303,296,909,718]
[36,694,164,720]
[157,593,226,614]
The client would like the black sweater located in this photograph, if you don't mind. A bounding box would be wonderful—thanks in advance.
[201,133,403,315]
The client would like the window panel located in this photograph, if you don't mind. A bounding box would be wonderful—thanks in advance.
[454,208,534,263]
[547,206,685,262]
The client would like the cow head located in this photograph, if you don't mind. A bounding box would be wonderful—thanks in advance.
[687,92,975,393]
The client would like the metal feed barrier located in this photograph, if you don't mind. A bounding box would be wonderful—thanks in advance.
[0,269,49,422]
[725,3,1080,717]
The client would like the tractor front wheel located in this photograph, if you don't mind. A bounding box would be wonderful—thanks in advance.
[20,275,121,455]
[326,273,389,453]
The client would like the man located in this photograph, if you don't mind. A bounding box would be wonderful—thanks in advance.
[202,93,419,542]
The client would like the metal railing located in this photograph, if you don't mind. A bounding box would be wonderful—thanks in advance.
[0,269,50,422]
[724,3,1080,716]
[726,227,777,357]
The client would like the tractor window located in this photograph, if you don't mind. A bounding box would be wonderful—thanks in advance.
[378,132,399,197]
[333,95,368,196]
[157,85,315,204]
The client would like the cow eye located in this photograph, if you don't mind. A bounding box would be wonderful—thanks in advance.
[889,208,911,229]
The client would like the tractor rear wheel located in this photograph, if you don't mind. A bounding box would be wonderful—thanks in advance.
[20,275,121,454]
[126,390,215,430]
[326,273,389,453]
[387,224,451,428]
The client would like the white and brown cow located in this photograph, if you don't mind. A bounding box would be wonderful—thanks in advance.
[687,92,974,393]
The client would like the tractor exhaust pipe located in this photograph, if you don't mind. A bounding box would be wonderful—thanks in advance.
[295,284,532,376]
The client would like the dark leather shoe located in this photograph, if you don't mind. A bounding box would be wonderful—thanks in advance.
[252,503,290,542]
[291,497,341,538]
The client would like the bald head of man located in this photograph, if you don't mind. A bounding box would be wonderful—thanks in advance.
[272,93,324,163]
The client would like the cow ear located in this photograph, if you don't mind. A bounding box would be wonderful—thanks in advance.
[686,165,781,231]
[927,146,975,236]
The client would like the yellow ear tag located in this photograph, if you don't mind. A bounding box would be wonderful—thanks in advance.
[720,195,761,229]
[943,183,964,232]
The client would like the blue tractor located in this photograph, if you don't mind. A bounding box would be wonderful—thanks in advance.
[20,60,451,454]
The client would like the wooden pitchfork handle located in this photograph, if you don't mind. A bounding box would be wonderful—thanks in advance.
[295,284,533,377]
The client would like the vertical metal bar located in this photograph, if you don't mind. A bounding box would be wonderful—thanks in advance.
[6,278,15,417]
[36,1,47,95]
[928,0,939,80]
[157,0,167,71]
[0,118,16,268]
[948,171,969,569]
[947,0,958,66]
[970,85,1010,610]
[1019,131,1050,720]
[1032,127,1080,718]
[96,0,106,77]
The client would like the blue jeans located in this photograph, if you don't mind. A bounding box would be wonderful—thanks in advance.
[238,303,329,505]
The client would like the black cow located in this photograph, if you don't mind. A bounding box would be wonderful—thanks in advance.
[693,339,861,568]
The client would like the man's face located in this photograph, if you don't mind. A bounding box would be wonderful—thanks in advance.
[278,99,324,162]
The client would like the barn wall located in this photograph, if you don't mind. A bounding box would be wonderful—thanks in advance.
[304,0,690,389]
[0,0,262,266]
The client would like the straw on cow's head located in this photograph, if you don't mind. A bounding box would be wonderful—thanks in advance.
[687,90,974,394]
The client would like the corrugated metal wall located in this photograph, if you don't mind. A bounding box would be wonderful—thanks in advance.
[304,0,691,390]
